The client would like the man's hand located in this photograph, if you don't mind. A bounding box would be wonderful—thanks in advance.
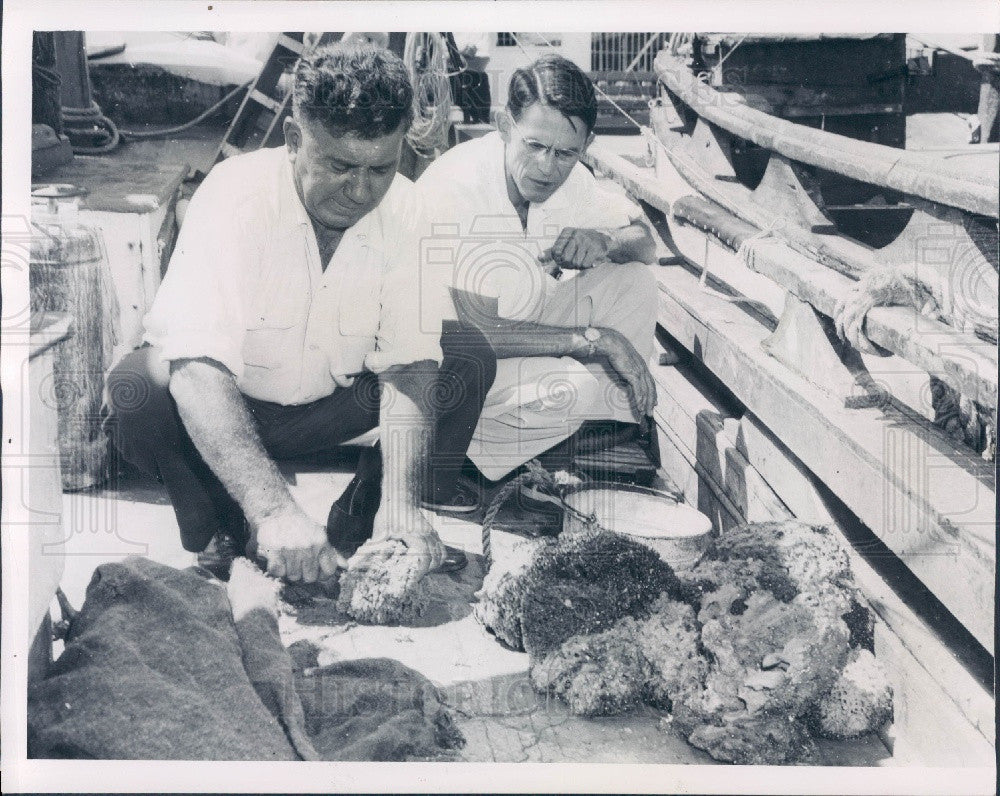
[541,228,611,271]
[592,327,658,419]
[348,508,445,578]
[254,508,345,582]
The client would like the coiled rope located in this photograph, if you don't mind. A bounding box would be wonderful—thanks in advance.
[402,32,455,158]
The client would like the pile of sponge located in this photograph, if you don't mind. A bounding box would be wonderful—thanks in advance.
[475,520,892,764]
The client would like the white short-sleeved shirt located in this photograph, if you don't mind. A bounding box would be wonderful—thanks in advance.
[415,131,643,322]
[143,146,446,405]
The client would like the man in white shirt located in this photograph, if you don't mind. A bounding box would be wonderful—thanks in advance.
[105,43,495,582]
[416,53,659,482]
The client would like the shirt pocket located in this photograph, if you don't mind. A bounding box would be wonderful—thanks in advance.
[337,248,381,338]
[242,327,298,369]
[243,293,304,370]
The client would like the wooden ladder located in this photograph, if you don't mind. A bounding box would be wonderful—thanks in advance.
[214,33,339,163]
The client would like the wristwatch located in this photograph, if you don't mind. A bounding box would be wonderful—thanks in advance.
[583,326,601,357]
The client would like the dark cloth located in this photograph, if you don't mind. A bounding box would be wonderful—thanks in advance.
[290,653,465,761]
[105,320,496,553]
[28,558,300,760]
[28,557,465,761]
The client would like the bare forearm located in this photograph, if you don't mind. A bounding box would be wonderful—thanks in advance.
[605,220,656,264]
[475,321,591,360]
[169,358,297,526]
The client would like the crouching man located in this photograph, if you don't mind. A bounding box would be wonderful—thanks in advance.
[416,54,659,485]
[105,43,495,582]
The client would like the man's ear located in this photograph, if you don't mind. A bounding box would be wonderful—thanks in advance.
[583,130,596,152]
[496,109,513,142]
[284,116,302,159]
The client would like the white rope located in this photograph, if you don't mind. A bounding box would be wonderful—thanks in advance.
[402,32,453,158]
[735,218,783,273]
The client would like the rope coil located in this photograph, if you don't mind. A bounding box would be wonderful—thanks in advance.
[403,32,454,158]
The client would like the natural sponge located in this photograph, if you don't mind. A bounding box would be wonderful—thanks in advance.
[473,537,549,650]
[336,540,431,625]
[636,596,708,711]
[530,627,649,717]
[529,595,708,718]
[808,648,893,739]
[519,529,690,658]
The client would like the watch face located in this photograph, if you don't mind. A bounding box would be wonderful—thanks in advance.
[584,327,601,342]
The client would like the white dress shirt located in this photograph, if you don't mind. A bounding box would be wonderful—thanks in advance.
[415,131,643,322]
[144,146,446,405]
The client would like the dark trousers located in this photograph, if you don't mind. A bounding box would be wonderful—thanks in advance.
[105,321,496,553]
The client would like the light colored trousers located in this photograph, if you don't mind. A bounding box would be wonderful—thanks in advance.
[467,262,658,480]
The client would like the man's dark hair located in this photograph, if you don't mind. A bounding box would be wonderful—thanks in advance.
[292,42,414,138]
[506,53,597,133]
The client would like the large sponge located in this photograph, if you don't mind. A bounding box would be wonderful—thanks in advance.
[336,540,432,625]
[808,648,893,739]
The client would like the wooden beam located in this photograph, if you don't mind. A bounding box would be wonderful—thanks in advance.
[649,356,745,531]
[667,191,998,409]
[654,50,1000,218]
[653,263,996,653]
[583,144,670,217]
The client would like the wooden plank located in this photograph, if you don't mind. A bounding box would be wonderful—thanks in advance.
[276,33,305,55]
[654,50,1000,217]
[649,356,744,531]
[584,143,671,216]
[665,186,998,409]
[249,88,282,114]
[694,413,793,524]
[654,263,996,653]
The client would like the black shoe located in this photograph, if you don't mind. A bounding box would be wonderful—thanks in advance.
[196,532,243,581]
[420,476,482,514]
[326,502,377,559]
[326,448,382,558]
[436,545,468,573]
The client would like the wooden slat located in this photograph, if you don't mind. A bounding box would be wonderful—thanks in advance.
[650,355,746,530]
[654,50,1000,218]
[583,144,670,216]
[653,262,995,653]
[667,191,999,409]
[276,33,305,55]
[249,88,282,114]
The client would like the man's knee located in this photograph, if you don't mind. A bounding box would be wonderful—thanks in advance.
[104,346,174,425]
[530,357,602,417]
[614,262,657,301]
[440,322,498,395]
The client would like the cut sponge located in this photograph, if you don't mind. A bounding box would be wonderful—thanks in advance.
[336,540,432,625]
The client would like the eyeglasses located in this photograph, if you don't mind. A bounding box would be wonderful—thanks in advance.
[510,118,584,167]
